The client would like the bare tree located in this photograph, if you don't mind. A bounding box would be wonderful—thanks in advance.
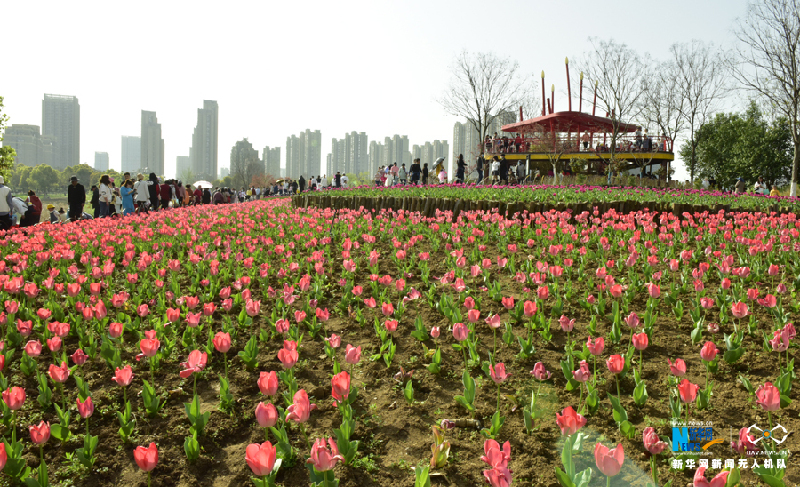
[230,138,262,189]
[672,41,729,182]
[576,38,651,169]
[732,0,800,195]
[438,51,530,145]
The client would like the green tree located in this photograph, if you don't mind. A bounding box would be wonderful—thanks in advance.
[28,164,60,194]
[0,96,16,179]
[10,163,29,188]
[680,101,792,190]
[62,164,95,189]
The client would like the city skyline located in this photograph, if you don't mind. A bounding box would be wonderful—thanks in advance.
[42,94,79,170]
[2,0,757,182]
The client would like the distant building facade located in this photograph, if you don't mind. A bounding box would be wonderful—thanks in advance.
[94,152,109,172]
[140,111,164,175]
[285,129,321,178]
[1,124,55,168]
[42,94,80,170]
[230,138,260,186]
[176,156,190,178]
[329,131,368,176]
[263,146,281,177]
[189,100,219,181]
[121,136,141,174]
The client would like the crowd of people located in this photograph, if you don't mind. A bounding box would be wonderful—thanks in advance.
[482,128,671,155]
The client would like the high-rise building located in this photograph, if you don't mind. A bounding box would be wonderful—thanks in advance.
[368,141,383,175]
[390,135,410,167]
[140,111,164,175]
[189,100,219,181]
[230,139,260,186]
[94,152,109,171]
[176,156,190,179]
[285,130,321,178]
[329,132,368,176]
[121,136,141,174]
[1,124,55,167]
[325,153,332,176]
[42,94,80,170]
[262,146,281,177]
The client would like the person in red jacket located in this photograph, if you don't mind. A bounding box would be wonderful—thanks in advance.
[159,180,172,209]
[194,186,203,205]
[27,190,43,225]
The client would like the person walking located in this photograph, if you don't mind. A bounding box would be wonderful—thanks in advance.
[98,175,111,218]
[456,154,466,183]
[0,176,12,230]
[422,163,429,185]
[67,176,86,221]
[159,179,172,209]
[148,173,160,211]
[410,159,421,185]
[399,164,407,185]
[299,175,306,193]
[27,190,42,225]
[476,153,485,184]
[134,173,151,213]
[90,184,100,218]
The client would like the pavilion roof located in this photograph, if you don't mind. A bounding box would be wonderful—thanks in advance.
[501,111,639,134]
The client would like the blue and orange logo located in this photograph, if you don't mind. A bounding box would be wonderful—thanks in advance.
[672,427,723,452]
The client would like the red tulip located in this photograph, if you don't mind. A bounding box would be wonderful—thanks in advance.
[307,437,344,472]
[483,467,513,487]
[331,371,350,404]
[277,346,299,369]
[16,319,32,337]
[29,421,50,445]
[258,371,278,396]
[315,308,330,322]
[180,350,208,378]
[501,297,515,310]
[48,362,70,383]
[646,283,660,299]
[71,348,88,365]
[46,336,62,352]
[380,302,394,316]
[186,312,202,327]
[643,427,667,454]
[668,358,686,376]
[587,337,604,356]
[108,322,124,339]
[677,379,699,403]
[489,363,510,384]
[213,332,231,353]
[594,442,624,477]
[133,442,159,472]
[537,286,549,300]
[755,382,781,411]
[137,338,160,360]
[24,340,42,357]
[556,406,587,436]
[699,342,719,362]
[363,297,376,308]
[3,386,26,410]
[294,310,306,323]
[324,333,341,348]
[113,365,134,387]
[530,362,552,381]
[165,307,181,323]
[246,441,277,476]
[467,309,481,323]
[623,312,640,329]
[693,466,730,487]
[285,389,316,423]
[632,332,648,351]
[245,299,261,317]
[480,439,511,468]
[255,402,278,428]
[523,300,537,317]
[77,396,94,419]
[384,320,398,333]
[606,355,624,375]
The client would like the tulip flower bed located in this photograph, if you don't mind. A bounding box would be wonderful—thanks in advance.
[308,184,800,213]
[0,198,798,487]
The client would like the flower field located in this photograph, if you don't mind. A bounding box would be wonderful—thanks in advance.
[0,195,798,487]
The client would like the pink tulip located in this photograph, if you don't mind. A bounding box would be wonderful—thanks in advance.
[594,442,624,477]
[213,332,231,353]
[731,301,749,319]
[325,333,341,348]
[693,466,730,487]
[108,322,124,339]
[179,350,207,378]
[258,371,278,396]
[700,342,719,362]
[277,345,299,369]
[668,358,686,376]
[485,314,502,329]
[530,362,552,381]
[572,360,590,383]
[331,371,350,404]
[523,300,537,317]
[755,382,780,411]
[731,427,759,455]
[646,283,660,299]
[71,349,88,365]
[558,315,575,332]
[380,302,394,316]
[677,379,699,403]
[245,299,261,317]
[46,336,62,352]
[246,441,277,476]
[133,442,159,473]
[537,286,549,300]
[587,337,604,356]
[632,332,648,351]
[489,363,510,384]
[430,326,440,338]
[467,309,481,323]
[137,338,160,360]
[344,345,361,364]
[77,396,94,419]
[623,312,640,329]
[24,340,42,357]
[483,467,513,487]
[48,362,70,383]
[113,365,134,387]
[480,439,511,468]
[307,437,344,472]
[606,355,624,375]
[501,297,515,310]
[556,406,587,436]
[643,427,667,454]
[453,323,468,341]
[285,389,316,423]
[255,402,278,428]
[2,387,25,410]
[29,421,51,445]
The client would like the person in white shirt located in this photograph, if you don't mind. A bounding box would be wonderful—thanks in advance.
[98,175,112,218]
[341,174,349,188]
[490,157,501,184]
[133,173,151,213]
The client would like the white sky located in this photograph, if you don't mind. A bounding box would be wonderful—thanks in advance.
[3,0,751,181]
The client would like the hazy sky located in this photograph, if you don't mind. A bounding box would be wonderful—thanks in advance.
[3,0,751,180]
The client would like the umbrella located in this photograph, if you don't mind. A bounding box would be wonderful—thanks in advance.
[193,180,213,189]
